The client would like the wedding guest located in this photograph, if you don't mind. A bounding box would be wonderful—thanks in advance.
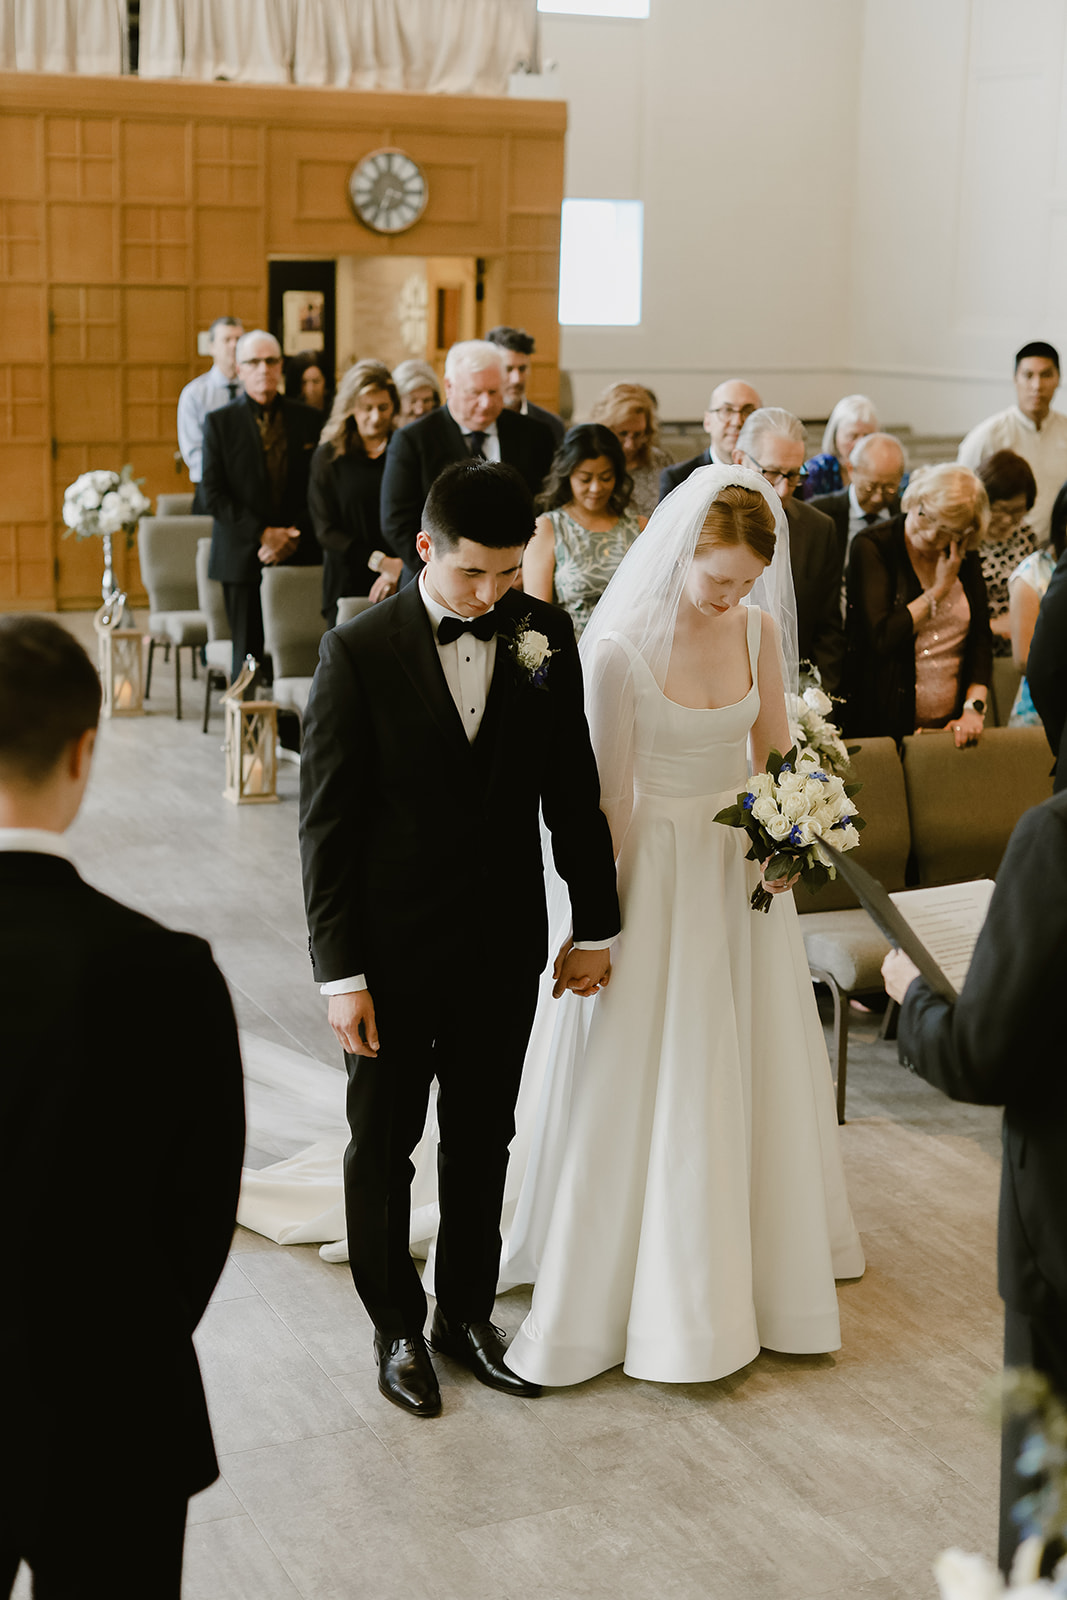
[380,339,554,588]
[176,314,243,512]
[285,351,331,413]
[801,394,879,500]
[812,432,906,622]
[524,424,645,635]
[310,360,398,626]
[392,359,441,426]
[959,341,1067,545]
[203,329,323,682]
[1008,482,1067,725]
[973,451,1037,658]
[486,325,566,444]
[0,616,244,1597]
[734,407,846,690]
[882,800,1067,1576]
[844,463,993,748]
[658,378,763,501]
[1020,494,1067,782]
[590,381,672,519]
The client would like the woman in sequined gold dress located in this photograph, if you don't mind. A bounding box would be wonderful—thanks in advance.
[843,463,993,748]
[524,424,646,636]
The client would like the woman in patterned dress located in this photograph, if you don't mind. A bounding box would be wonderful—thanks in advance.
[1009,478,1067,724]
[523,424,647,636]
[973,450,1038,658]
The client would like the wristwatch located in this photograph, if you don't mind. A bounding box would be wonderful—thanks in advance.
[963,698,986,716]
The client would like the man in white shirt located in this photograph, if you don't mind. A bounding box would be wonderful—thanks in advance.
[958,341,1067,544]
[176,316,243,508]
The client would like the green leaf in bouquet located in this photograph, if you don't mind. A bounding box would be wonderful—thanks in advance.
[766,748,784,779]
[802,862,830,894]
[852,815,867,832]
[844,782,863,798]
[763,852,796,881]
[713,804,744,826]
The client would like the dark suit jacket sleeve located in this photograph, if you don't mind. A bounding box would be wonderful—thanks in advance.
[539,621,621,942]
[309,443,351,554]
[166,934,245,1327]
[201,409,264,560]
[658,463,678,503]
[804,504,846,693]
[299,627,372,980]
[847,528,915,660]
[898,799,1067,1107]
[1024,551,1067,775]
[379,423,425,573]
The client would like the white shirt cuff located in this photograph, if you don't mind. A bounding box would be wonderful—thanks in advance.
[320,975,368,994]
[573,938,617,951]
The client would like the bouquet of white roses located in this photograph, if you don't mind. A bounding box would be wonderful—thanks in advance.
[714,745,865,912]
[62,465,151,544]
[787,665,854,780]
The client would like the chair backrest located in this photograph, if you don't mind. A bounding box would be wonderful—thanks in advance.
[195,537,230,641]
[261,566,328,677]
[991,655,1022,727]
[138,515,214,613]
[902,726,1053,885]
[156,492,195,516]
[336,595,374,625]
[797,736,911,914]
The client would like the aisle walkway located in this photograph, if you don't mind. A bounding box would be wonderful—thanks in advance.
[15,638,1002,1600]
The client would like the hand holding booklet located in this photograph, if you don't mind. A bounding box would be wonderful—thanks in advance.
[818,842,995,1001]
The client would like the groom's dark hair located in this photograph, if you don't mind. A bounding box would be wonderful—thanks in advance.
[0,615,101,784]
[422,459,535,552]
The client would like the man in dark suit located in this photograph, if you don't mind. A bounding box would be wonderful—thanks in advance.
[811,432,905,618]
[377,339,555,595]
[1024,544,1067,790]
[882,794,1067,1575]
[300,460,620,1419]
[658,378,762,502]
[486,324,566,446]
[0,616,245,1598]
[734,407,846,690]
[203,328,323,681]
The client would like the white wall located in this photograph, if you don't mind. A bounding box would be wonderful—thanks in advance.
[542,0,1067,436]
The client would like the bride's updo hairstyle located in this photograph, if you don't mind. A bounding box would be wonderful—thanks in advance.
[695,484,777,566]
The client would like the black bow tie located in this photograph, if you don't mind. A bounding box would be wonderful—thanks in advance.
[437,613,497,646]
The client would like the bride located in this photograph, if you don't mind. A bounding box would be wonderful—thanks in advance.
[502,464,865,1387]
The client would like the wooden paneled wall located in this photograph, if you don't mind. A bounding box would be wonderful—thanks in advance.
[0,73,566,609]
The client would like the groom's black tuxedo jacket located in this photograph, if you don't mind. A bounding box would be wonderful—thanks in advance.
[379,405,555,581]
[299,582,620,986]
[0,853,245,1536]
[897,792,1067,1319]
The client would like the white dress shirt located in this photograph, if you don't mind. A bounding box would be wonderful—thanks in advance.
[958,405,1067,544]
[177,365,242,483]
[320,574,611,996]
[0,827,73,859]
[453,413,501,463]
[841,486,889,620]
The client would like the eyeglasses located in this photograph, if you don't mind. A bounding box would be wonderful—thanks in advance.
[709,405,756,423]
[744,452,807,488]
[241,356,281,368]
[914,504,967,539]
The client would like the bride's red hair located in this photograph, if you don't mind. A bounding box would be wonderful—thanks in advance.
[696,485,776,565]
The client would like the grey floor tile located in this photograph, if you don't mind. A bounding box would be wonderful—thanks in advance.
[187,1472,246,1526]
[182,1514,303,1599]
[234,1246,372,1376]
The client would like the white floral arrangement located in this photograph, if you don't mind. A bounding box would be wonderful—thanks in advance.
[715,745,865,912]
[62,465,151,543]
[510,618,555,688]
[788,664,854,779]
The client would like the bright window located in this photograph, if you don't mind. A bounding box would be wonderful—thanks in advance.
[538,0,649,14]
[558,199,643,326]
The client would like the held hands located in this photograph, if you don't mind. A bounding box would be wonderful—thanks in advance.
[881,947,921,1004]
[552,937,612,1000]
[328,990,380,1057]
[369,556,404,603]
[259,525,300,565]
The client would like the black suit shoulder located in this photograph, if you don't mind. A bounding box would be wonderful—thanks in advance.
[659,450,710,502]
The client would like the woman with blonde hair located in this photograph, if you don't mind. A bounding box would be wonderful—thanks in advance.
[309,359,399,625]
[589,381,672,518]
[502,465,864,1388]
[802,394,879,499]
[844,462,993,746]
[391,359,441,426]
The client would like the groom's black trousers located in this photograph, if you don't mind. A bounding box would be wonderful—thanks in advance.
[343,970,540,1339]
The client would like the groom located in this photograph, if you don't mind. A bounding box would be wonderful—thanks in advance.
[299,460,620,1417]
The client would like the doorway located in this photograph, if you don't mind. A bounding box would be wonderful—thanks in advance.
[335,256,478,384]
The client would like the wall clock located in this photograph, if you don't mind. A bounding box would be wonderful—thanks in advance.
[347,149,428,235]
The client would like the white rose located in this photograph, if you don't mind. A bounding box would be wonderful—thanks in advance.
[516,629,551,670]
[748,771,775,799]
[751,796,780,829]
[932,1549,1006,1600]
[764,812,795,842]
[803,685,834,716]
[62,501,82,529]
[834,822,861,851]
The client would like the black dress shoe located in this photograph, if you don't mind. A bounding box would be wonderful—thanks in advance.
[429,1309,541,1398]
[374,1331,441,1417]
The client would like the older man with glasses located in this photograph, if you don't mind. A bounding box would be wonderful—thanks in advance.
[811,432,907,618]
[203,329,324,682]
[658,378,762,503]
[733,406,845,692]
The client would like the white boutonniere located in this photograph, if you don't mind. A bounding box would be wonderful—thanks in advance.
[510,617,556,688]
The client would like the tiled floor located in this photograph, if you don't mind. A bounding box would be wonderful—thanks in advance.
[14,627,1002,1599]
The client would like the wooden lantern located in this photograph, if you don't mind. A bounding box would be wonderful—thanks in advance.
[222,660,279,805]
[93,595,144,718]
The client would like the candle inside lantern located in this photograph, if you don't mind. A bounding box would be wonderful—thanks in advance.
[116,678,133,710]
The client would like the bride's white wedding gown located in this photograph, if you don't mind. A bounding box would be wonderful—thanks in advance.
[504,604,864,1386]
